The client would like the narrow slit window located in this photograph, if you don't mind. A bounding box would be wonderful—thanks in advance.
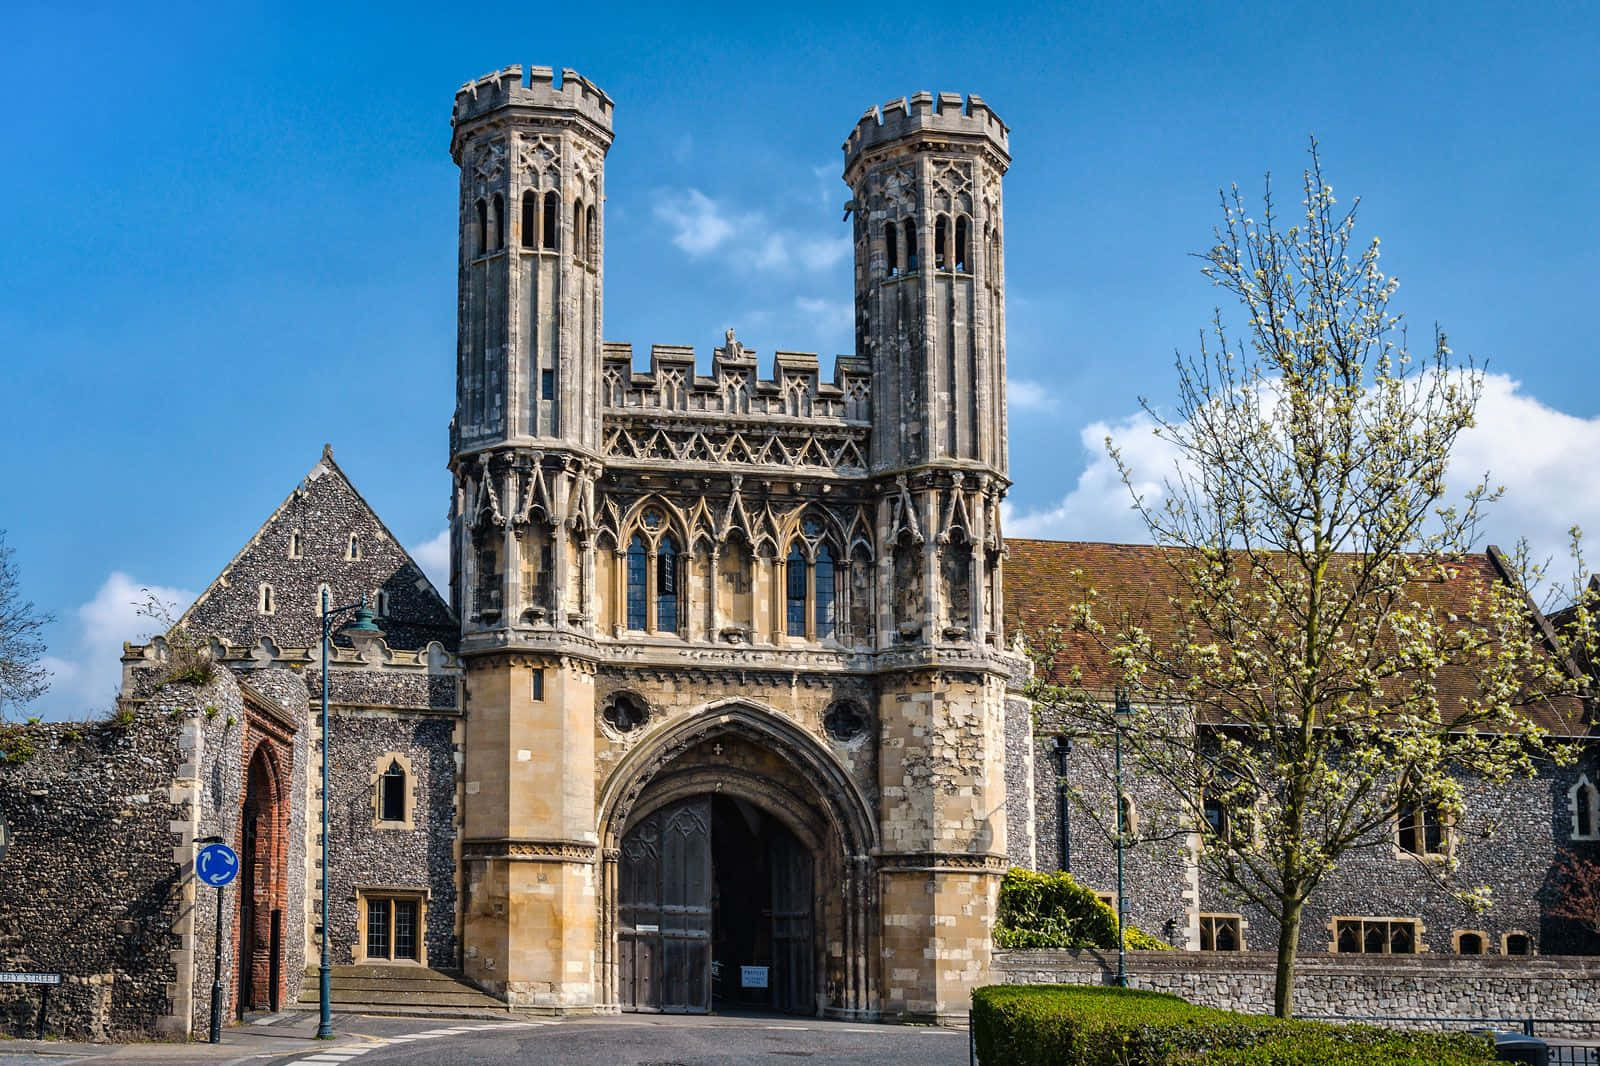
[585,204,597,262]
[935,215,949,270]
[955,215,970,271]
[475,199,488,256]
[491,193,505,251]
[885,221,898,276]
[573,201,585,262]
[543,191,559,250]
[542,368,555,401]
[521,190,537,248]
[531,667,545,701]
[903,220,918,271]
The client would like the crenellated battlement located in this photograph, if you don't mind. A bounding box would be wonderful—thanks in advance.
[452,64,614,147]
[600,336,871,423]
[843,90,1009,175]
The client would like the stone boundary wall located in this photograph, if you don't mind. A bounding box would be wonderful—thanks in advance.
[0,712,185,1040]
[993,949,1600,1038]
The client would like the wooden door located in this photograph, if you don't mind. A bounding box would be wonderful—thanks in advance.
[769,830,815,1015]
[619,797,712,1013]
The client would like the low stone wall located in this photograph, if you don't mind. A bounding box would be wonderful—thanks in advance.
[993,949,1600,1038]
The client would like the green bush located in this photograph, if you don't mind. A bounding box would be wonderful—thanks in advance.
[970,985,1495,1066]
[994,867,1173,950]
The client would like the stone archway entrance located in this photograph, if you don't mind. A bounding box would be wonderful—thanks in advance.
[617,794,815,1014]
[237,745,284,1015]
[599,702,879,1019]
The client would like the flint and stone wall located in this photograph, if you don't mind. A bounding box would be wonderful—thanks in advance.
[324,709,460,968]
[0,712,184,1040]
[993,949,1600,1037]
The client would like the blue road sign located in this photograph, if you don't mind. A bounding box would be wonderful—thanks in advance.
[196,843,239,887]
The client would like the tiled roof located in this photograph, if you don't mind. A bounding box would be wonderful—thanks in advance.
[1005,538,1587,736]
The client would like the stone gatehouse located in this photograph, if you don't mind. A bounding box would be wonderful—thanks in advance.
[1,63,1595,1039]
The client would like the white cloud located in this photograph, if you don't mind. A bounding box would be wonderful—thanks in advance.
[653,189,743,256]
[794,296,852,339]
[34,572,194,719]
[411,529,451,594]
[1005,372,1600,586]
[1008,378,1057,414]
[653,187,847,275]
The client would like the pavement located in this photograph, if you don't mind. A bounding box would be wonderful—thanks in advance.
[0,1012,970,1066]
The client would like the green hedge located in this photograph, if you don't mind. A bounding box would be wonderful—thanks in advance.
[970,985,1496,1066]
[994,867,1172,950]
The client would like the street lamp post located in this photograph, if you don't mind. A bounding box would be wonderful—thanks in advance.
[316,593,384,1040]
[1113,687,1132,989]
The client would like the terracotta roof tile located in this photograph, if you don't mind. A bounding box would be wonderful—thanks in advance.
[1005,538,1587,736]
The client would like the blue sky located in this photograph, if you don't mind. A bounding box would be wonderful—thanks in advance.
[4,2,1598,716]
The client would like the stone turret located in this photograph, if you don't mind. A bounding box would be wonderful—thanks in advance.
[448,64,612,1013]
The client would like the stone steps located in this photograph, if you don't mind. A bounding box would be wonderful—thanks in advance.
[294,965,509,1017]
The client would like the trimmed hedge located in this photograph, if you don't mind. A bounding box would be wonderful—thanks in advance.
[971,985,1497,1066]
[994,867,1172,950]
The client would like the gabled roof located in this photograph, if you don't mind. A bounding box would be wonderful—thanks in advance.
[177,445,456,654]
[1005,538,1587,736]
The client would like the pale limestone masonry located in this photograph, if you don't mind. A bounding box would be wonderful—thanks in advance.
[447,66,1018,1022]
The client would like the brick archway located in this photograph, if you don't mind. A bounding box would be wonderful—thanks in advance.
[237,743,287,1014]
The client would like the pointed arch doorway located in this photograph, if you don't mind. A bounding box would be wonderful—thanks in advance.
[618,794,815,1014]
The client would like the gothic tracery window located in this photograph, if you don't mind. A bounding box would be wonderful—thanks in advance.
[786,545,807,637]
[380,759,406,823]
[814,546,836,639]
[885,220,898,276]
[521,190,537,248]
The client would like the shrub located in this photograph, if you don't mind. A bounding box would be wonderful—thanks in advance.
[970,985,1495,1066]
[995,867,1173,950]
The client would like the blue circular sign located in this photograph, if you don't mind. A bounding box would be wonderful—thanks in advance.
[197,843,239,887]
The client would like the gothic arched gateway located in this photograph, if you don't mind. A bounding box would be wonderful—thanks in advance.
[597,703,878,1018]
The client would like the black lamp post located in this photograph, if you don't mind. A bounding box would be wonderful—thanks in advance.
[316,593,383,1039]
[1113,686,1132,989]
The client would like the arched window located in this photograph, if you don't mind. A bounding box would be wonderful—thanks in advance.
[490,193,505,251]
[475,199,488,255]
[955,215,970,272]
[585,204,597,262]
[346,533,361,561]
[380,759,406,823]
[934,215,949,270]
[543,191,559,250]
[786,545,807,637]
[1504,932,1533,955]
[625,536,648,631]
[521,190,537,248]
[258,583,275,615]
[287,530,303,560]
[656,536,679,633]
[1456,932,1485,955]
[903,219,918,271]
[884,220,899,276]
[573,200,585,263]
[814,546,836,638]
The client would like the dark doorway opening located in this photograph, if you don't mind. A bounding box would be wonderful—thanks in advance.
[618,794,816,1015]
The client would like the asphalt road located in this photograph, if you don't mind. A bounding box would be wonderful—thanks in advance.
[265,1014,968,1066]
